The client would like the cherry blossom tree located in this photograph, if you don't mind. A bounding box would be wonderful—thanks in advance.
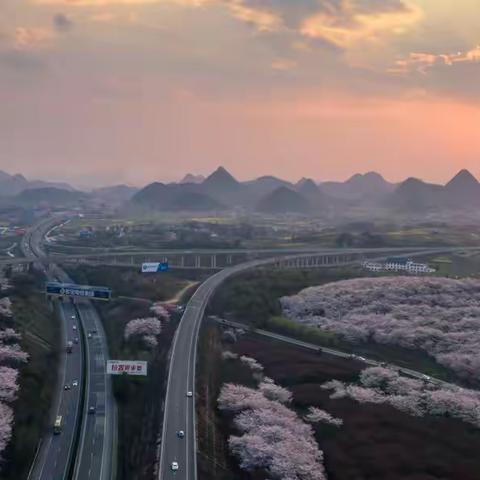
[124,318,162,339]
[281,277,480,381]
[0,402,13,461]
[0,298,13,318]
[124,317,162,349]
[0,367,19,403]
[0,329,21,342]
[239,355,264,373]
[304,407,343,427]
[222,350,238,360]
[0,344,28,364]
[258,378,292,404]
[150,303,170,321]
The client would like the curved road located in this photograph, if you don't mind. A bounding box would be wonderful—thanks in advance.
[158,247,466,480]
[159,254,343,479]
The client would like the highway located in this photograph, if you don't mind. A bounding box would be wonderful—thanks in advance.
[22,217,85,480]
[73,301,115,480]
[158,248,462,480]
[24,216,115,480]
[28,301,83,480]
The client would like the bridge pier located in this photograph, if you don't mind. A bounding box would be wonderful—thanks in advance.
[210,255,217,269]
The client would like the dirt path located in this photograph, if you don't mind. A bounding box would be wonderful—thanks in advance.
[162,281,199,304]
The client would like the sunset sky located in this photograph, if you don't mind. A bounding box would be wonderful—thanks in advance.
[1,0,479,187]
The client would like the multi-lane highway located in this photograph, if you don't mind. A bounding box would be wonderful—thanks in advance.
[73,301,115,480]
[22,217,85,480]
[28,301,83,480]
[23,216,115,480]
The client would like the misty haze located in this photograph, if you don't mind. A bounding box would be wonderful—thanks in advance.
[1,2,480,480]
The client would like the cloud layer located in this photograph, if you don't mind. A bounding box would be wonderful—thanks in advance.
[1,0,479,185]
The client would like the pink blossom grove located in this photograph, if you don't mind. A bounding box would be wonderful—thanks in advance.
[281,276,480,381]
[124,317,162,348]
[1,297,27,465]
[0,403,14,461]
[322,367,480,427]
[218,383,327,480]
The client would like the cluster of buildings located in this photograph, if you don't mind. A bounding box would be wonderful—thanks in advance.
[363,257,436,274]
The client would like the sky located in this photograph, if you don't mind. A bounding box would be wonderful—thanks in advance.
[0,0,479,188]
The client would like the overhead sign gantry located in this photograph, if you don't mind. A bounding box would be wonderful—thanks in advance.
[46,282,112,301]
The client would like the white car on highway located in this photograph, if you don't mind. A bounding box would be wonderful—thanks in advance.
[186,391,193,397]
[171,461,179,471]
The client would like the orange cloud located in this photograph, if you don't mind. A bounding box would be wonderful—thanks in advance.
[271,58,296,71]
[389,45,480,74]
[300,0,422,49]
[34,0,164,4]
[14,27,55,49]
[34,0,281,32]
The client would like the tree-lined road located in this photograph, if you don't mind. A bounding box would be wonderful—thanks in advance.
[212,318,451,388]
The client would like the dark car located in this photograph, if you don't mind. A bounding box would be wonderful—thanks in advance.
[88,406,96,414]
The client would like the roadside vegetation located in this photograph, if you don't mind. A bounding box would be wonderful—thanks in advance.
[65,265,203,301]
[208,268,456,382]
[1,272,60,480]
[197,323,480,480]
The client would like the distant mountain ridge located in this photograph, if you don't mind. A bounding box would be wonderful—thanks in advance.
[180,173,205,184]
[387,169,480,212]
[321,171,396,199]
[5,166,478,216]
[0,170,75,196]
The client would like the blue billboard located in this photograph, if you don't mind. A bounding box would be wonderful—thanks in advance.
[46,282,111,301]
[141,262,169,273]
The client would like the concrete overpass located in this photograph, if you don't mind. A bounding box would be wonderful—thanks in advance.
[2,245,476,271]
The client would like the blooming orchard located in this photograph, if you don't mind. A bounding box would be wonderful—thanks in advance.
[281,277,480,381]
[323,367,480,427]
[218,383,327,480]
[0,296,27,465]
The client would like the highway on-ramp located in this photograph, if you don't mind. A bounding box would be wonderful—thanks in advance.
[158,256,314,479]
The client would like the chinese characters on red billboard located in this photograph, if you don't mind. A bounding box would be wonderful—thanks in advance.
[106,360,148,376]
